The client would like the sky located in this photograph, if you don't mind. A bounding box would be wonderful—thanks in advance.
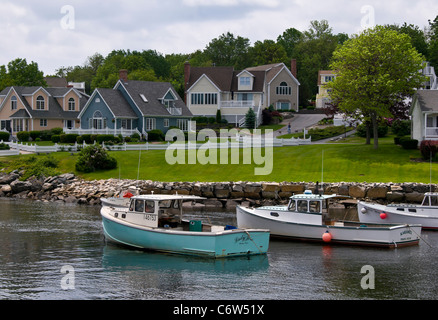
[1,0,437,75]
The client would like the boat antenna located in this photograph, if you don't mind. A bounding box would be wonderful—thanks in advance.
[430,150,433,193]
[321,149,324,194]
[137,144,142,182]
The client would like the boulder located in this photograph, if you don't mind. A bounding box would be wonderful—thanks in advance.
[349,185,366,198]
[10,180,33,194]
[366,187,387,199]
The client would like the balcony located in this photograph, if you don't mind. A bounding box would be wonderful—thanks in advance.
[167,107,182,115]
[220,101,254,108]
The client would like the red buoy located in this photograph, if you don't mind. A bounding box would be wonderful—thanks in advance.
[380,212,387,220]
[322,231,332,242]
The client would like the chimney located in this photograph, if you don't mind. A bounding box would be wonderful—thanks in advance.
[290,59,297,79]
[184,61,191,103]
[119,69,128,83]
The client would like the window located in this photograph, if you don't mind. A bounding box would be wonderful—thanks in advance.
[164,119,169,128]
[68,98,75,111]
[191,93,204,105]
[276,102,290,110]
[36,96,45,110]
[288,200,296,211]
[40,119,48,127]
[297,200,308,213]
[139,94,148,102]
[146,118,156,131]
[205,93,218,105]
[309,201,321,213]
[276,82,291,95]
[121,119,132,130]
[64,120,73,129]
[11,96,17,110]
[90,111,106,129]
[240,77,250,86]
[324,76,334,83]
[134,199,145,212]
[145,201,155,213]
[177,119,188,132]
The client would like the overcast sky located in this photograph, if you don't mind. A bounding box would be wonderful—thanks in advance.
[1,0,437,75]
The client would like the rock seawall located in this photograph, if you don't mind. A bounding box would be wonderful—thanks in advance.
[0,171,434,208]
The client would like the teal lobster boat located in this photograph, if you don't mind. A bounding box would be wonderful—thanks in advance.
[101,194,270,258]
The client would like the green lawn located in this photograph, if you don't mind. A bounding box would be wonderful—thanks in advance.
[3,135,433,184]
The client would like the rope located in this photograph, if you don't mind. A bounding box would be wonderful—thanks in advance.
[408,225,433,248]
[244,230,264,254]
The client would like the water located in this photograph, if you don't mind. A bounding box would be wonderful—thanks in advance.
[1,198,438,300]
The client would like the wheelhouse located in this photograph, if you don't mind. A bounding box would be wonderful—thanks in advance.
[421,192,438,207]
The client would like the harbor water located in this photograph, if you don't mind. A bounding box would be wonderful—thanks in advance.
[1,198,438,300]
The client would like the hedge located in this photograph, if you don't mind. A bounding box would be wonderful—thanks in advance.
[0,131,10,141]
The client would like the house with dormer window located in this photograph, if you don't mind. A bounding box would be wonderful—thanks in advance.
[73,70,193,137]
[0,85,88,136]
[184,61,300,127]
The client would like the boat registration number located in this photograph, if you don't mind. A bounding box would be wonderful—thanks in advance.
[144,214,157,221]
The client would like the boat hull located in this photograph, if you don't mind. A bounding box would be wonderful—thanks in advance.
[358,201,438,230]
[101,208,270,258]
[237,206,421,248]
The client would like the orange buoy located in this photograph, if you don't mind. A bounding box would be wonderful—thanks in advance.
[322,231,332,242]
[380,212,387,220]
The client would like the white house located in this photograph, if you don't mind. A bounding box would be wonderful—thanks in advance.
[410,90,438,143]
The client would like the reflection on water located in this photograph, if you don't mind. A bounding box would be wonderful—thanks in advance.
[0,198,438,299]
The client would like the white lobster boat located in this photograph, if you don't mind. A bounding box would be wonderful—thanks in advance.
[237,190,422,248]
[358,192,438,230]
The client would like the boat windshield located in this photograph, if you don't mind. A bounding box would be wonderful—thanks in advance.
[129,199,155,213]
[422,195,438,206]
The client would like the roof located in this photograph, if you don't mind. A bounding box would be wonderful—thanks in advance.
[187,62,299,94]
[97,88,137,118]
[412,90,438,113]
[44,77,68,87]
[0,86,88,120]
[117,80,192,117]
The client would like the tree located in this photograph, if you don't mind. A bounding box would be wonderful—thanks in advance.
[245,108,256,129]
[249,40,288,66]
[204,32,251,69]
[277,27,303,58]
[428,15,438,68]
[0,58,46,91]
[75,144,117,173]
[327,26,426,149]
[292,20,341,106]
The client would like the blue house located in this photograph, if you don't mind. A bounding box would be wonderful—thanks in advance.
[73,70,193,138]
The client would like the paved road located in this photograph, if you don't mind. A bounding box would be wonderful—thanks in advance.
[273,114,327,137]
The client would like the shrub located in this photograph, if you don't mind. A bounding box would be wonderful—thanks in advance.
[420,140,438,160]
[51,135,61,143]
[51,127,64,135]
[0,131,10,142]
[399,137,418,150]
[356,123,388,138]
[39,130,53,141]
[0,143,10,150]
[17,131,30,142]
[147,129,165,141]
[75,144,117,173]
[391,119,411,137]
[131,133,140,140]
[29,131,41,141]
[96,134,115,144]
[60,134,79,144]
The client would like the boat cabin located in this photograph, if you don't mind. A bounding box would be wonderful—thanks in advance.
[287,191,335,214]
[421,192,438,207]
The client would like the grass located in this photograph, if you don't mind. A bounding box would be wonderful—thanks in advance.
[1,135,437,183]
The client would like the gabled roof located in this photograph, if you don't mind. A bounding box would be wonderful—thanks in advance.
[187,62,300,94]
[186,66,234,92]
[115,80,192,117]
[411,90,438,113]
[96,88,137,118]
[0,86,88,119]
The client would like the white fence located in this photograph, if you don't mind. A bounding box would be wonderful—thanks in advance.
[0,135,311,155]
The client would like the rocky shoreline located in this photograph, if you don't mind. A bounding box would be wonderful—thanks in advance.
[0,171,435,208]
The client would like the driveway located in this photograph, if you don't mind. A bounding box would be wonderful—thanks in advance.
[273,113,327,137]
